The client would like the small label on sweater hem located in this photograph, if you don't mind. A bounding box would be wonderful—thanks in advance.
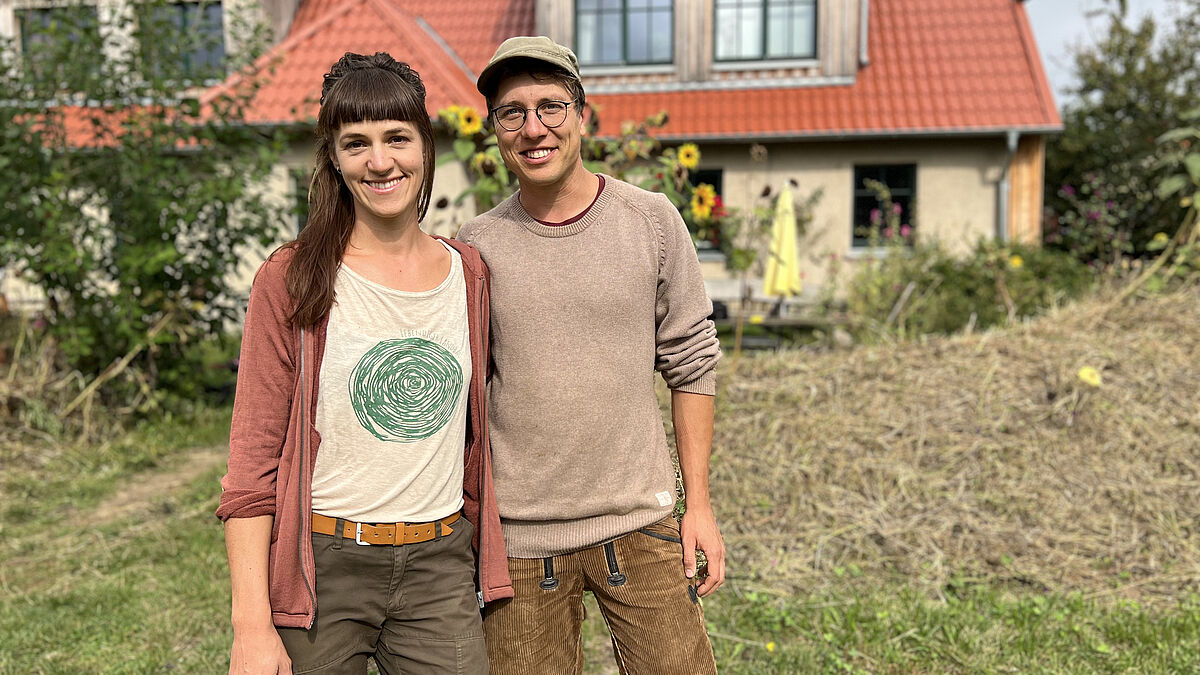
[655,491,673,507]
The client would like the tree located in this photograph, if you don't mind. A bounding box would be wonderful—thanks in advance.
[1044,0,1200,263]
[0,1,286,406]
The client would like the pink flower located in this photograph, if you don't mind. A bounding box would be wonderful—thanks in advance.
[900,224,912,237]
[1062,185,1076,196]
[869,208,882,225]
[883,228,894,238]
[892,203,902,215]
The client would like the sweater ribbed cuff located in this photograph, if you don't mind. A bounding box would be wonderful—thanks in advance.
[671,370,716,396]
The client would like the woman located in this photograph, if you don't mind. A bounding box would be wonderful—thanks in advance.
[217,52,511,674]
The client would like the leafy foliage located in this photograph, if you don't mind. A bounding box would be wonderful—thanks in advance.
[1044,0,1200,261]
[837,187,1094,338]
[846,239,1094,338]
[0,1,286,407]
[433,106,817,277]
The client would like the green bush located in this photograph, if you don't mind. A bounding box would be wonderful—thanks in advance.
[844,239,1095,338]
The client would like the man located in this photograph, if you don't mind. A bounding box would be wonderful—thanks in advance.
[457,36,724,674]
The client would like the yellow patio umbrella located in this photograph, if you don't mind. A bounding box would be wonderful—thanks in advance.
[763,183,802,298]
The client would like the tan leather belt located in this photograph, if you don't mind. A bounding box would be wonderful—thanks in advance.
[312,511,460,546]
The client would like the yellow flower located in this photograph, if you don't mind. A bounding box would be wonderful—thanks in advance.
[1077,366,1102,388]
[677,143,700,170]
[470,152,486,173]
[1153,232,1170,245]
[457,106,482,136]
[765,641,776,652]
[1009,255,1024,269]
[691,183,716,221]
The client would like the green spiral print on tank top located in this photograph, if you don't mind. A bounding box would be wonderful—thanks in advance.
[348,337,462,442]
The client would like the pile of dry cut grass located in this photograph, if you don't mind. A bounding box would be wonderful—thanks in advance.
[713,286,1200,603]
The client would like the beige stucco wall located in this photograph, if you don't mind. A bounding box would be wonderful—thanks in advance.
[695,136,1011,302]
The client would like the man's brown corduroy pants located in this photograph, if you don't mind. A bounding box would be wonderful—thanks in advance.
[483,516,717,674]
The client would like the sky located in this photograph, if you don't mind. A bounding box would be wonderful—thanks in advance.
[1023,0,1180,107]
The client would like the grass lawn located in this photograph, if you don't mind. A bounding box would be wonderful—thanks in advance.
[2,402,1198,673]
[3,285,1198,673]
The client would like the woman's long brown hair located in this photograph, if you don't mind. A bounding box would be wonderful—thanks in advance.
[282,52,437,328]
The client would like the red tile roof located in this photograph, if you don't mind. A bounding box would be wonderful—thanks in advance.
[588,0,1061,139]
[290,0,534,78]
[203,0,487,125]
[220,0,1058,138]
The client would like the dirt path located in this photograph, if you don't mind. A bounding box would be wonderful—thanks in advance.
[81,444,227,527]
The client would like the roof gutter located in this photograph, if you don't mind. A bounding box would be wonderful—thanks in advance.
[601,124,1063,143]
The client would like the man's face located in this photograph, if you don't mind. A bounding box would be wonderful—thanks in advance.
[490,73,586,194]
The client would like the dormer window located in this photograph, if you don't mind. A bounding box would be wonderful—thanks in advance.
[715,0,816,61]
[137,1,226,82]
[576,0,673,66]
[16,5,102,91]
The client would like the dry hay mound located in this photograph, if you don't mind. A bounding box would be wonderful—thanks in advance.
[715,286,1200,603]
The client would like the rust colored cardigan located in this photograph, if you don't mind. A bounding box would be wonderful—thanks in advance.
[216,237,513,628]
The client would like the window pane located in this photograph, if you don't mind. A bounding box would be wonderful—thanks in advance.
[192,3,226,76]
[790,2,816,57]
[628,16,650,62]
[766,4,787,57]
[715,3,762,60]
[766,0,815,58]
[139,2,226,81]
[852,164,917,247]
[714,7,740,60]
[649,8,672,62]
[716,0,766,60]
[627,2,672,63]
[599,13,622,63]
[578,13,599,63]
[18,6,102,91]
[577,1,623,65]
[739,5,762,58]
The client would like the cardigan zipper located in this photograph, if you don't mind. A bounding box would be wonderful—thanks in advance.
[298,329,316,628]
[474,267,486,609]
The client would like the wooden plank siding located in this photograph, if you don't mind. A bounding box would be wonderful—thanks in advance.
[537,0,862,86]
[1007,134,1045,244]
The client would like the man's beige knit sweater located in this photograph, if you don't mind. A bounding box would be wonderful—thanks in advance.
[457,175,721,557]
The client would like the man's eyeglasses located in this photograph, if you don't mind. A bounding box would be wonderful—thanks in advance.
[489,100,576,132]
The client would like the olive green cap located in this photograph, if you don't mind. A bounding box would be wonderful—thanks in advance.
[477,36,581,98]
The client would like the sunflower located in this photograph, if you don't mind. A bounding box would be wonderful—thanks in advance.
[691,183,717,221]
[677,143,700,170]
[439,104,463,124]
[457,106,483,136]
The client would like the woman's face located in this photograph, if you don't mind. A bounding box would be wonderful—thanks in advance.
[331,119,425,228]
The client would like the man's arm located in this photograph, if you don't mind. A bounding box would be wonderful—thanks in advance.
[672,389,725,597]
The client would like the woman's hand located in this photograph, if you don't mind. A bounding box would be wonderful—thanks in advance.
[230,623,292,674]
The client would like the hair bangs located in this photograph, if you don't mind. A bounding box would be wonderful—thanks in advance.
[318,69,428,135]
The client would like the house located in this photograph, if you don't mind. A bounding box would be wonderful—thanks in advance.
[0,0,1059,306]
